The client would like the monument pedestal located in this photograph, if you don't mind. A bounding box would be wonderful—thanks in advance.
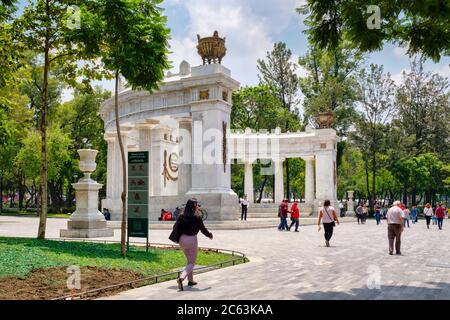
[60,149,114,238]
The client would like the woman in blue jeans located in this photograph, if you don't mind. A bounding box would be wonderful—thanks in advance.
[375,205,381,225]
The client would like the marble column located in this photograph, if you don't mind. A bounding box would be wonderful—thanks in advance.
[304,157,315,204]
[315,150,337,202]
[274,158,284,203]
[244,160,254,203]
[105,134,116,200]
[176,117,192,196]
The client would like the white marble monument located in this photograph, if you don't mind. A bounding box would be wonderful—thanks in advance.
[60,149,114,238]
[99,32,340,222]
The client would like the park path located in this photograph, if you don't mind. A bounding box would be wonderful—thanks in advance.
[1,216,450,299]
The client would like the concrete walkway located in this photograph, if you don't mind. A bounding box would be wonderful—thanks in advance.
[1,215,450,299]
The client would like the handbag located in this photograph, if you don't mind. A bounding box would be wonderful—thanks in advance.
[169,218,181,243]
[324,207,336,227]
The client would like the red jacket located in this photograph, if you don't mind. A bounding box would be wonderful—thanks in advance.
[290,204,300,219]
[436,207,446,219]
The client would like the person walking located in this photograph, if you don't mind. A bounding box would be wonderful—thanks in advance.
[240,195,249,221]
[356,204,363,225]
[432,206,438,225]
[424,203,433,229]
[175,199,213,291]
[375,205,381,225]
[436,203,445,230]
[288,201,300,232]
[387,201,404,255]
[403,206,411,228]
[278,200,289,231]
[317,200,340,247]
[411,205,418,224]
[362,204,368,224]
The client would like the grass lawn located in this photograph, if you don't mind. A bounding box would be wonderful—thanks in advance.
[0,237,243,299]
[0,211,70,218]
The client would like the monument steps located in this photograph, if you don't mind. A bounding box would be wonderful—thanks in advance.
[106,217,355,230]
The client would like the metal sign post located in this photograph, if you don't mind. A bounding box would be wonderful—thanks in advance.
[127,151,149,252]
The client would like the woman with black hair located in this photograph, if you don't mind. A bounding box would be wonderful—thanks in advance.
[176,199,213,291]
[317,200,340,247]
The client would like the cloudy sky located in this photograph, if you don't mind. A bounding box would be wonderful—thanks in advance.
[162,0,450,86]
[17,0,450,98]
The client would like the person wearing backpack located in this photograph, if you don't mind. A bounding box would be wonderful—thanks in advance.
[317,200,340,247]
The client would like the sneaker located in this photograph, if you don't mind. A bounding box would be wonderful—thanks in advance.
[295,230,299,232]
[325,240,330,247]
[188,281,198,287]
[389,251,393,255]
[396,252,402,255]
[177,278,184,291]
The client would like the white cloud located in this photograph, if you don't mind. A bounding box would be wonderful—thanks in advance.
[167,0,301,86]
[391,69,408,85]
[435,64,450,78]
[393,46,409,59]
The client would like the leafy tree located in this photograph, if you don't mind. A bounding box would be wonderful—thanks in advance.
[298,43,362,136]
[76,0,170,256]
[257,42,301,201]
[395,59,450,161]
[298,0,450,62]
[13,0,101,238]
[350,64,396,209]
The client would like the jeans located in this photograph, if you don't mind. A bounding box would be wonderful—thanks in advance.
[411,213,417,224]
[432,216,437,225]
[289,218,299,231]
[278,217,288,230]
[438,218,444,230]
[404,219,410,228]
[323,223,334,241]
[388,224,402,254]
[241,205,248,221]
[375,213,381,225]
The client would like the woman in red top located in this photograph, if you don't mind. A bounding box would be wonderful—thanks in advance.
[436,203,446,230]
[288,201,300,232]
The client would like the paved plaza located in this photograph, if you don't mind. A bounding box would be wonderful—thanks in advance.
[1,216,450,299]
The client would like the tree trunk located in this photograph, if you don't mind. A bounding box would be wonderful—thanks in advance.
[403,184,408,205]
[18,173,25,210]
[417,193,423,206]
[37,1,50,239]
[412,183,417,206]
[371,152,376,210]
[115,71,128,257]
[364,163,370,205]
[258,176,268,204]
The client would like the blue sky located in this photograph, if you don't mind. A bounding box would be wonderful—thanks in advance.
[162,0,450,87]
[17,0,450,97]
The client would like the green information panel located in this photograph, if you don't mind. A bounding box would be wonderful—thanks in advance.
[127,151,149,251]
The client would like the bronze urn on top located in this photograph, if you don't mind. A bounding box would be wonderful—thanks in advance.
[197,31,227,65]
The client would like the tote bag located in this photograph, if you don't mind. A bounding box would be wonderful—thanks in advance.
[169,219,181,243]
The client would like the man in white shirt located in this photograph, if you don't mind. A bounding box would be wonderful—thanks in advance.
[387,201,405,255]
[241,195,250,221]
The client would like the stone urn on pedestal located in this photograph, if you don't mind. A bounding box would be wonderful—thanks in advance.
[346,190,356,217]
[60,149,114,238]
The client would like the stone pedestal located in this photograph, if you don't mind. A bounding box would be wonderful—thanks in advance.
[60,149,114,238]
[346,190,356,217]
